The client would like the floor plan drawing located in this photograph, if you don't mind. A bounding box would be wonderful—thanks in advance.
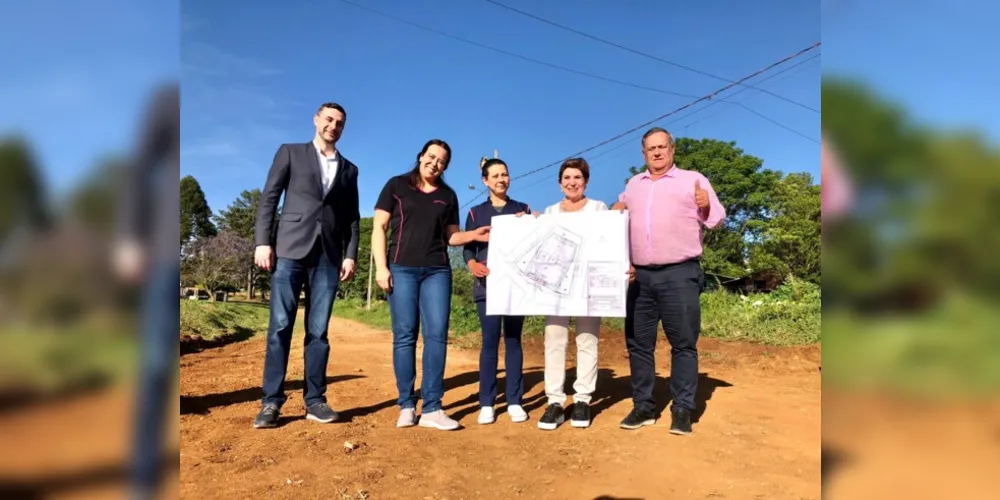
[512,224,584,296]
[484,211,630,317]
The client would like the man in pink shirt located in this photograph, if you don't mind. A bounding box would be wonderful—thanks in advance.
[611,127,725,434]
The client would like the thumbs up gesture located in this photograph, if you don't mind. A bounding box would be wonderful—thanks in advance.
[694,179,709,209]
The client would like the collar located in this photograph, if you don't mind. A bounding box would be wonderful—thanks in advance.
[639,164,678,179]
[312,140,339,160]
[479,196,518,210]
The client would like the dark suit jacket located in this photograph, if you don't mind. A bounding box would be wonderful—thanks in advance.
[254,142,360,266]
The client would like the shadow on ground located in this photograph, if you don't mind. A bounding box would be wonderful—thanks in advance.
[0,451,178,500]
[180,374,366,415]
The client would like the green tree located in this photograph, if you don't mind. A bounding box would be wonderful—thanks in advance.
[184,231,252,299]
[749,172,821,283]
[0,137,50,241]
[214,189,263,297]
[625,137,781,277]
[64,156,128,236]
[214,189,260,239]
[337,217,381,302]
[822,77,936,308]
[180,175,216,248]
[822,76,1000,309]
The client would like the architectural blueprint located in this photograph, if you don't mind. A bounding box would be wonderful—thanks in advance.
[485,211,630,317]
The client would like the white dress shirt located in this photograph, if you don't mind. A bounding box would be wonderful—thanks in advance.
[313,141,339,197]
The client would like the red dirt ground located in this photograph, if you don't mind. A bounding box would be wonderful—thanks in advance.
[179,317,821,499]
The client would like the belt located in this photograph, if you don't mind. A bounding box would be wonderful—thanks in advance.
[634,257,699,271]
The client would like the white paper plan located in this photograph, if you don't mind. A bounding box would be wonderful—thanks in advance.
[484,210,630,317]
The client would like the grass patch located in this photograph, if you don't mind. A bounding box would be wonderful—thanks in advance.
[823,291,1000,398]
[0,327,136,396]
[332,277,821,347]
[180,300,270,341]
[701,277,821,346]
[180,300,271,352]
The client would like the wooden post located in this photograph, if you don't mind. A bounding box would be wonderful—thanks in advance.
[365,250,374,310]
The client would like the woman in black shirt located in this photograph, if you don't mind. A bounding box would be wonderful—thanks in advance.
[372,139,490,431]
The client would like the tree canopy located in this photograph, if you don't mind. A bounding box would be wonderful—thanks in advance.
[180,175,216,247]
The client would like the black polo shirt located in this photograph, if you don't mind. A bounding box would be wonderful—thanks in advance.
[374,174,460,267]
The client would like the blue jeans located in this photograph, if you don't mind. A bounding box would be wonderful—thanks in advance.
[131,262,179,495]
[476,300,525,407]
[387,265,451,413]
[261,241,340,408]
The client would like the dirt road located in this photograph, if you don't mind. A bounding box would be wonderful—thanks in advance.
[180,318,821,499]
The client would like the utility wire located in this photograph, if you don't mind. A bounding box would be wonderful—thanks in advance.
[729,102,819,144]
[337,0,702,99]
[491,53,821,196]
[461,42,821,209]
[481,0,819,114]
[674,54,820,134]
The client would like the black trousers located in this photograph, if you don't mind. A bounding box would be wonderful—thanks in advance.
[624,259,703,413]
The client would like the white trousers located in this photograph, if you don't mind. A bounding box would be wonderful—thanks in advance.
[543,316,600,405]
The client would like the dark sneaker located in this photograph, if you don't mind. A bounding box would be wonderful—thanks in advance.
[254,403,280,429]
[537,403,564,431]
[570,402,591,428]
[305,402,339,423]
[619,408,655,430]
[669,407,692,435]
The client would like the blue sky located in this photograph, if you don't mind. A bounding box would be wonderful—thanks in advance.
[5,2,999,220]
[822,0,1000,143]
[181,0,821,218]
[0,0,178,199]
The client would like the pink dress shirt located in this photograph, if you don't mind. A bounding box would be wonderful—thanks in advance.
[618,166,726,266]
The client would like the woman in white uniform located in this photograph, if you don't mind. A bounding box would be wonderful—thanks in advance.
[534,157,606,430]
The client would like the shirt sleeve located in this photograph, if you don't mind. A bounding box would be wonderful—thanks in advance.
[374,177,396,213]
[595,200,609,211]
[617,177,631,204]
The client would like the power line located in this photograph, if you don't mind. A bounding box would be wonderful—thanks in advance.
[673,54,820,129]
[481,0,820,114]
[729,102,819,144]
[337,0,702,99]
[461,42,821,209]
[515,53,821,195]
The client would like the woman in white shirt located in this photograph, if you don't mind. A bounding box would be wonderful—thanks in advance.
[534,158,606,430]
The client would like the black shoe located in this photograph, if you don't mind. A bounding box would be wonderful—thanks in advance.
[669,407,692,435]
[537,403,564,430]
[619,408,655,430]
[570,402,591,428]
[306,402,339,423]
[254,403,280,428]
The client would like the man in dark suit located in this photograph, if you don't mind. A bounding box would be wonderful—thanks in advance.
[252,102,361,429]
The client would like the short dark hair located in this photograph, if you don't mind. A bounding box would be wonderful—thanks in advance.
[641,127,673,148]
[316,102,347,118]
[481,158,508,178]
[558,158,590,182]
[407,139,452,189]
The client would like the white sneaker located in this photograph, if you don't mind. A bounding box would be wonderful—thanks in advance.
[418,410,460,430]
[478,406,496,424]
[507,405,528,423]
[397,408,416,428]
